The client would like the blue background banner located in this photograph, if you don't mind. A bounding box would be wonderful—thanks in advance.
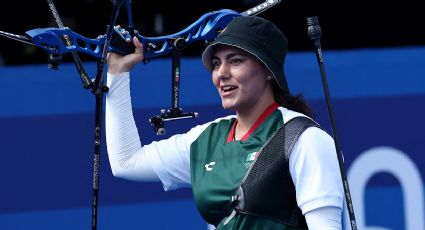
[0,46,424,229]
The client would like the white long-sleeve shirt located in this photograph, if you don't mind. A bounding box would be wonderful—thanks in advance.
[105,72,344,229]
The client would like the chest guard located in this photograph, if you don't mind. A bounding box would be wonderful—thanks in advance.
[228,116,319,228]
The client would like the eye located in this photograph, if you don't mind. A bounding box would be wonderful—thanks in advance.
[230,57,244,65]
[211,59,221,69]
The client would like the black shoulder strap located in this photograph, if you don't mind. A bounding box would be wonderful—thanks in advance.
[227,116,319,227]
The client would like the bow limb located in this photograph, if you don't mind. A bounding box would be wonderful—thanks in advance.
[1,0,283,63]
[21,9,240,61]
[25,27,106,58]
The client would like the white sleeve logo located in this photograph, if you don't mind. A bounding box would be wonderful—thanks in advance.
[205,162,216,171]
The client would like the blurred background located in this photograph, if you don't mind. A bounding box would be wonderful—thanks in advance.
[0,0,424,229]
[0,0,424,65]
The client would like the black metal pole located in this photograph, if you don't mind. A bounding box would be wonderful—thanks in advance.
[90,1,126,229]
[91,89,105,230]
[306,16,357,230]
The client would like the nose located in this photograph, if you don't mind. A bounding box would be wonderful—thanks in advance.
[213,62,230,81]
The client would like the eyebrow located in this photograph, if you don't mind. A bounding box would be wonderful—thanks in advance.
[212,52,249,61]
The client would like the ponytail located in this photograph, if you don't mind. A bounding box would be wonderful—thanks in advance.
[272,81,315,118]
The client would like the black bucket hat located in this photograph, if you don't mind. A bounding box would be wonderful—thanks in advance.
[202,16,290,93]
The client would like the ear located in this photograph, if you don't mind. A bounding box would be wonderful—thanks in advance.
[265,68,274,81]
[265,68,273,78]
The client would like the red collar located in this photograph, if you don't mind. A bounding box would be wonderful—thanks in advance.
[227,102,279,143]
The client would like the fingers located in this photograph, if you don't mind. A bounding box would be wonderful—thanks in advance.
[133,36,144,54]
[125,36,144,65]
[107,25,145,74]
[107,36,144,74]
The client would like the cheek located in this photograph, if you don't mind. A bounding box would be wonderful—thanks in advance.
[238,71,268,92]
[212,74,224,95]
[211,73,219,87]
[241,80,264,97]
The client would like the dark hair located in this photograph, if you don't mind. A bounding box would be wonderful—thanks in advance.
[202,16,290,93]
[272,81,315,118]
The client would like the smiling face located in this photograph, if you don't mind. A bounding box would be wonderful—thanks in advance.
[211,45,275,114]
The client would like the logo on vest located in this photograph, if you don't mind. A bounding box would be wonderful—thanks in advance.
[245,152,259,168]
[205,162,216,171]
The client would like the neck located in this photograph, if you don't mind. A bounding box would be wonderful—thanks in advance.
[236,110,264,134]
[234,97,277,140]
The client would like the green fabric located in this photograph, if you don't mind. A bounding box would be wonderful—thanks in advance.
[190,110,307,229]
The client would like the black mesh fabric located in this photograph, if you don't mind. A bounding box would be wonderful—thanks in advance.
[234,116,319,228]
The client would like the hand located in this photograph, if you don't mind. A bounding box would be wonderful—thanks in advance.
[107,26,144,75]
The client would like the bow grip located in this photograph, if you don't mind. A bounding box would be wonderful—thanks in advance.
[109,26,135,55]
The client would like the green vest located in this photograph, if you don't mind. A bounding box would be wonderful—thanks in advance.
[190,109,308,229]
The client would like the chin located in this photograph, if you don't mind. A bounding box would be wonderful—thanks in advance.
[221,102,236,110]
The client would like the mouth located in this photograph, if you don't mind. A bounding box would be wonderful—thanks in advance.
[220,85,238,96]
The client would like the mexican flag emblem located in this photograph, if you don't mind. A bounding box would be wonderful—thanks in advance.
[246,152,259,162]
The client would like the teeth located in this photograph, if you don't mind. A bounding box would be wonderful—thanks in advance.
[222,86,236,92]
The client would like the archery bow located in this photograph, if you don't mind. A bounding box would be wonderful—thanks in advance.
[1,0,282,62]
[0,0,282,229]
